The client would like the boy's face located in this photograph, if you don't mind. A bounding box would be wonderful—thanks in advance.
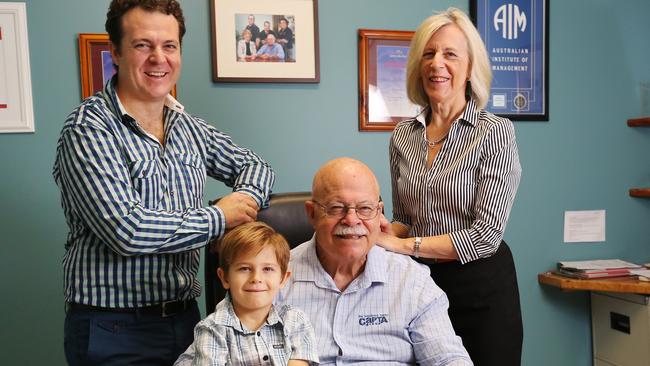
[217,246,290,316]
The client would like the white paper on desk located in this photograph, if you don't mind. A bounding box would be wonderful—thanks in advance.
[558,259,641,270]
[563,210,606,242]
[630,269,650,280]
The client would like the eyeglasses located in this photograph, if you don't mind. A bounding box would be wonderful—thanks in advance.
[312,201,381,220]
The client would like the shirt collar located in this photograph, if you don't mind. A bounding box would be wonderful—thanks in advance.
[102,75,185,121]
[215,293,283,333]
[415,99,480,128]
[291,235,389,290]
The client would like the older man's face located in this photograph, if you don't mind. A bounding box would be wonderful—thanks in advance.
[307,169,382,264]
[266,34,275,45]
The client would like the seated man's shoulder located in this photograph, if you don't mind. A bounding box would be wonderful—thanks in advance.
[289,240,311,260]
[376,247,446,296]
[380,247,431,277]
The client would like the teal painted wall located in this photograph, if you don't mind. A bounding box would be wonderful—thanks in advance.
[2,0,650,364]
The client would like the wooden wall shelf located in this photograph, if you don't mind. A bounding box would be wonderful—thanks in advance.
[627,117,650,127]
[538,272,650,294]
[630,188,650,198]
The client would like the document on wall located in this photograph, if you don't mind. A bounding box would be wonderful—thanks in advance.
[563,210,606,243]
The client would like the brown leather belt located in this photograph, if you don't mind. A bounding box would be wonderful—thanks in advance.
[66,299,196,318]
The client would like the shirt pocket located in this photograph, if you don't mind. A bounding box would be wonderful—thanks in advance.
[175,153,206,207]
[129,159,163,209]
[430,166,477,216]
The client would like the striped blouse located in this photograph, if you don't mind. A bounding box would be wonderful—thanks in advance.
[389,100,521,264]
[52,79,274,308]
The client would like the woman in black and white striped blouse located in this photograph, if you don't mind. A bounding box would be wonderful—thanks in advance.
[378,8,523,366]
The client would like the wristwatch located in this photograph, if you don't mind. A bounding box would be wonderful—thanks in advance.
[413,237,422,258]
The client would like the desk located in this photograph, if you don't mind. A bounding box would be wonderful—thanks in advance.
[539,272,650,365]
[538,271,650,294]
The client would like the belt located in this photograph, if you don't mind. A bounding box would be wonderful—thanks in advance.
[66,299,196,318]
[418,258,457,265]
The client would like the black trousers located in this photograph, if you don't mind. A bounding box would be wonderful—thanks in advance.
[422,241,523,366]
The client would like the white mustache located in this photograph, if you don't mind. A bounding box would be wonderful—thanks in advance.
[333,225,369,236]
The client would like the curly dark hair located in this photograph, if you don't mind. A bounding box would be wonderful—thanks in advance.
[105,0,186,52]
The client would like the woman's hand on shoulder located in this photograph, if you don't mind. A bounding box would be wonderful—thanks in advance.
[377,231,410,255]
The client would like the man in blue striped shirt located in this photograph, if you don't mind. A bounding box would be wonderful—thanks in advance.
[276,158,472,366]
[53,1,274,365]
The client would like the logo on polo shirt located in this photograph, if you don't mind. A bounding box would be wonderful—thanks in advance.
[358,313,389,326]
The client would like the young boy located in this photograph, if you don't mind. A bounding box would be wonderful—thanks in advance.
[175,222,318,366]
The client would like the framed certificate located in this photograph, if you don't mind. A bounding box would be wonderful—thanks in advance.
[0,3,34,133]
[471,0,549,121]
[358,29,419,132]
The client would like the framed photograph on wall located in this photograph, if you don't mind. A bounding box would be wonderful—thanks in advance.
[0,3,34,133]
[78,33,177,100]
[210,0,319,83]
[470,0,549,121]
[358,29,419,132]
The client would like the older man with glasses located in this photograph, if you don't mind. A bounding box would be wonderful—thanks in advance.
[276,157,472,366]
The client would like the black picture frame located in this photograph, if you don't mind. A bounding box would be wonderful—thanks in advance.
[210,0,320,83]
[470,0,549,121]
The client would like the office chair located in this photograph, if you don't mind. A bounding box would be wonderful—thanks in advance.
[203,192,313,312]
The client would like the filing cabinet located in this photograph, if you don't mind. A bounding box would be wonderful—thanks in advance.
[591,292,650,365]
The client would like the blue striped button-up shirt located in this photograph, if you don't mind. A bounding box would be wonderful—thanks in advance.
[276,237,473,366]
[53,79,274,308]
[175,295,319,366]
[389,100,521,264]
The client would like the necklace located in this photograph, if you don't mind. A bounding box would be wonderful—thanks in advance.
[424,131,449,148]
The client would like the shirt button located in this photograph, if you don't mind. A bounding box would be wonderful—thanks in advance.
[263,355,269,361]
[257,331,261,336]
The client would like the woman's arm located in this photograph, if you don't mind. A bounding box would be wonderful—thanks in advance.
[378,232,459,260]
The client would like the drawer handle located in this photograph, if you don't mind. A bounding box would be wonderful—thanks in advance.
[610,312,630,334]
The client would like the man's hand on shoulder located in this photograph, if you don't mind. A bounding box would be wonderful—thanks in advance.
[214,192,259,229]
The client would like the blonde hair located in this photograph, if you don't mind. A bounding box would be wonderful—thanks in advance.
[218,221,290,275]
[406,7,491,109]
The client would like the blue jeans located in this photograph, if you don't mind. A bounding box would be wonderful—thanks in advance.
[64,302,200,366]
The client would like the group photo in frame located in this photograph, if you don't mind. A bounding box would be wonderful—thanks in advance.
[210,0,319,83]
[78,33,177,100]
[358,29,419,132]
[0,2,34,133]
[470,0,549,121]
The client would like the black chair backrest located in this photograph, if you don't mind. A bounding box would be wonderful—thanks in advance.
[203,192,313,312]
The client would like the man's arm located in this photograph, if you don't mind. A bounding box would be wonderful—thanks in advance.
[211,192,258,229]
[409,280,473,365]
[56,121,223,256]
[275,45,285,59]
[200,119,275,210]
